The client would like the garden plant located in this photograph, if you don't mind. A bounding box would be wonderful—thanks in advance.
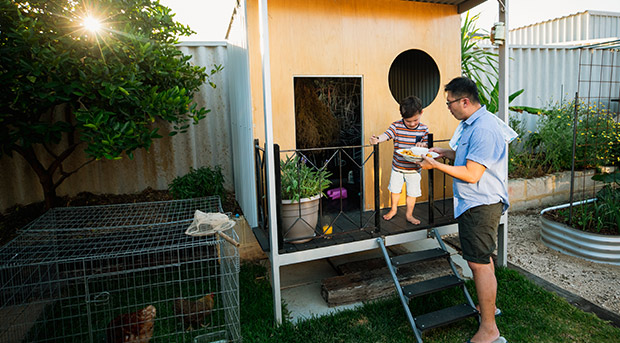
[280,155,332,202]
[168,166,226,199]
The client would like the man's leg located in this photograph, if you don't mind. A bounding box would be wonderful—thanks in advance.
[468,258,500,343]
[458,203,504,343]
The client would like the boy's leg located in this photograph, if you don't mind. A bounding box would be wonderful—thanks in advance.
[405,196,420,225]
[385,170,405,220]
[403,172,422,225]
[383,191,401,220]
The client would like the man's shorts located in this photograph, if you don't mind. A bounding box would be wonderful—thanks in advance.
[457,202,504,264]
[388,169,421,198]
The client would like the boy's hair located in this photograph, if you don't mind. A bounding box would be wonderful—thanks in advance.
[399,96,423,118]
[444,77,480,104]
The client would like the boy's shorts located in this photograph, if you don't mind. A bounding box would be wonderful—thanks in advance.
[388,169,421,197]
[457,202,504,264]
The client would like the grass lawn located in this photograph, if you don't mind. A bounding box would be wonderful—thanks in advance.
[240,263,620,343]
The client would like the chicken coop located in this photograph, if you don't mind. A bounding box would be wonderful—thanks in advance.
[0,196,240,343]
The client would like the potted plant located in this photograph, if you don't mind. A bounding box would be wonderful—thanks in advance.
[280,155,331,243]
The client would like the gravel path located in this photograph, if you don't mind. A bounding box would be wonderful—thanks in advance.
[508,207,620,315]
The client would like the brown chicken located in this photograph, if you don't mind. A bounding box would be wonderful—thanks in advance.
[173,293,215,330]
[106,305,156,343]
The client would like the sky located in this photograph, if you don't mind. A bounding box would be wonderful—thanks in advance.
[160,0,620,41]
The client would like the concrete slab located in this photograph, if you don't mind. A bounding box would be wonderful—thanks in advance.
[281,281,363,323]
[280,259,338,289]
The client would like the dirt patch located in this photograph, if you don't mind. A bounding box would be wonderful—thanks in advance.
[508,207,620,315]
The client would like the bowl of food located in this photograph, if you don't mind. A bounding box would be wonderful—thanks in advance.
[396,147,439,162]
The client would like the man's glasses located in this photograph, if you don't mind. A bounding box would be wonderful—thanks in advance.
[446,97,465,106]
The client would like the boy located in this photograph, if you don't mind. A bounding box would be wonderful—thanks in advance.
[369,96,428,225]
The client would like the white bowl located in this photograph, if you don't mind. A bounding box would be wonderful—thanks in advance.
[396,147,439,162]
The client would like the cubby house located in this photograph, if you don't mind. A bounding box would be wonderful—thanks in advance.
[226,0,509,326]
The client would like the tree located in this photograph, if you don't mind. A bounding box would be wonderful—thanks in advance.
[0,0,221,208]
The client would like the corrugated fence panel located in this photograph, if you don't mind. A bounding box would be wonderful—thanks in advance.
[227,0,258,228]
[0,43,231,212]
[480,45,583,131]
[510,10,620,45]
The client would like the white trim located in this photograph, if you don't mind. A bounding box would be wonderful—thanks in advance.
[497,0,509,267]
[293,74,364,78]
[176,41,227,47]
[258,0,283,324]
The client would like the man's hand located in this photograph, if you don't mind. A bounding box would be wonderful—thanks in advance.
[429,147,455,160]
[419,154,438,170]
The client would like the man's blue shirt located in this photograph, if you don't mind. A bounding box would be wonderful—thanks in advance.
[453,106,510,218]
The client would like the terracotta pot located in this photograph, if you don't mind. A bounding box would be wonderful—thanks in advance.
[281,195,320,243]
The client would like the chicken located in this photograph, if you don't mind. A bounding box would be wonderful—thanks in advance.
[106,305,156,343]
[173,293,215,330]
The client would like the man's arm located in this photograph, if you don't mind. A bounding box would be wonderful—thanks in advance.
[419,157,486,184]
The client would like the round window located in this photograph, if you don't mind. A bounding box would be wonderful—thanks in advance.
[388,49,440,108]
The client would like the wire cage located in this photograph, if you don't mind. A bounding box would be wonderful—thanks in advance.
[0,196,240,343]
[566,44,620,228]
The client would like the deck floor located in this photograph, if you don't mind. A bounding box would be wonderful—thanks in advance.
[253,199,456,254]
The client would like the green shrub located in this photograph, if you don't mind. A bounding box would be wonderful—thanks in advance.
[280,156,331,202]
[509,100,620,178]
[168,166,225,199]
[554,172,620,235]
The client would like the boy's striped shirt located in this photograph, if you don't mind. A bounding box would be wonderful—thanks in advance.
[384,120,429,172]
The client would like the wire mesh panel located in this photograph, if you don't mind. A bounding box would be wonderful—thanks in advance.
[568,46,620,231]
[0,197,240,343]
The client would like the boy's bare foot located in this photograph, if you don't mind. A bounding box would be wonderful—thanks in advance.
[383,210,397,220]
[406,215,420,225]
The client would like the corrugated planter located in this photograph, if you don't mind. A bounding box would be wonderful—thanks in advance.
[540,200,620,265]
[281,194,320,244]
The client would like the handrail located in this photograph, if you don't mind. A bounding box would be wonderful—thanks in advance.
[254,138,454,247]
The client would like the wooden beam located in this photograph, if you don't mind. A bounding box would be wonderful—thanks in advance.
[321,256,460,307]
[458,0,487,14]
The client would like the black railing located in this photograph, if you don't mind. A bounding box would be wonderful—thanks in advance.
[254,135,455,251]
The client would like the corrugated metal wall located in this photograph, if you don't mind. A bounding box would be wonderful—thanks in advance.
[0,43,232,212]
[227,0,258,228]
[474,10,620,131]
[510,10,620,45]
[482,45,582,131]
[481,44,620,132]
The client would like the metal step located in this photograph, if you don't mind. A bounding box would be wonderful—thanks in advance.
[415,303,478,331]
[402,275,464,299]
[391,248,449,267]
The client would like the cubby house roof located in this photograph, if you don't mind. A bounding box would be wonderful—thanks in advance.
[400,0,488,13]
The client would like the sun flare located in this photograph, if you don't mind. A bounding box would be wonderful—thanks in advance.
[82,16,102,32]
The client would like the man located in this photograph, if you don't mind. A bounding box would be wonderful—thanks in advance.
[419,77,509,343]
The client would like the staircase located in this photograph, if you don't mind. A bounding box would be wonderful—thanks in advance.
[376,229,479,343]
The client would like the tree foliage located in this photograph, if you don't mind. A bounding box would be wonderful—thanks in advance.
[0,0,220,208]
[461,12,527,114]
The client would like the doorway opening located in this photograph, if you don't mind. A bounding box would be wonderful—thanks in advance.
[293,76,363,214]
